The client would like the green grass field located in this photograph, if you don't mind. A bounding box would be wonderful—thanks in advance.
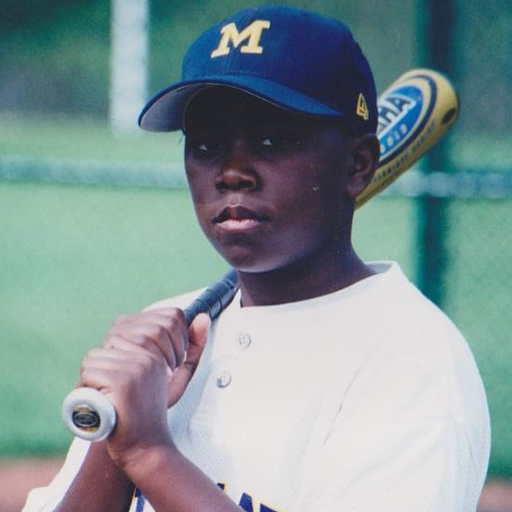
[0,112,184,163]
[1,115,511,478]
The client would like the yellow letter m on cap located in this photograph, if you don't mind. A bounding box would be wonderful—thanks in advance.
[211,20,271,58]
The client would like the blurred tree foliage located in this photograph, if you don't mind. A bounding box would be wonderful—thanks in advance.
[0,0,110,116]
[1,0,83,28]
[454,0,512,135]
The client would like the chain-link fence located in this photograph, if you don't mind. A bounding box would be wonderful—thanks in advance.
[421,0,512,476]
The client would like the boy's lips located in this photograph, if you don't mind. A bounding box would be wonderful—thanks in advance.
[213,205,269,232]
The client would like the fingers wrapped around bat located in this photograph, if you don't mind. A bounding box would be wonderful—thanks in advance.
[105,308,189,369]
[78,339,167,391]
[78,338,173,452]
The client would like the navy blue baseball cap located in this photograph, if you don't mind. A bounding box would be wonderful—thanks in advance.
[138,6,377,134]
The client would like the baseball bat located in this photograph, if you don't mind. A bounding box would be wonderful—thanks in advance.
[62,68,459,442]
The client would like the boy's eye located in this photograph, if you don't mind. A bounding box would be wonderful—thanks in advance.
[197,140,218,151]
[189,137,224,153]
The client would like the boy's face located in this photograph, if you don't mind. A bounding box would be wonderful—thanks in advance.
[183,87,356,273]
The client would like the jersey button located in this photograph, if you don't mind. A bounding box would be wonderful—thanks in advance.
[237,332,252,349]
[216,371,232,388]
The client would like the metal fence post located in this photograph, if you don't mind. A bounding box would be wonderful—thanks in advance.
[417,0,455,306]
[110,0,149,132]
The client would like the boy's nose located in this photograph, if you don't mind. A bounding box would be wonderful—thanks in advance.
[216,146,260,192]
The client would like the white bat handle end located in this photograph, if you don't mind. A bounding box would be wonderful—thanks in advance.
[62,388,116,442]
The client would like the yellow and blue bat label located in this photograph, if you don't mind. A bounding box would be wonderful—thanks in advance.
[356,68,459,208]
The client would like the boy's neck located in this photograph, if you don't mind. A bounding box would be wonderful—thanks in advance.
[237,247,376,307]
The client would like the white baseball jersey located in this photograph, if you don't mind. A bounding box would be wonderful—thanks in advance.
[23,262,490,512]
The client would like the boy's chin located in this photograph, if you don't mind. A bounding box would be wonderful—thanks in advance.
[216,248,285,275]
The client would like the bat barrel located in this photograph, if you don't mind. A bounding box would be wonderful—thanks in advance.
[356,68,459,208]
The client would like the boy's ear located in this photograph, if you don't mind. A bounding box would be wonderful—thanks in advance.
[345,134,380,200]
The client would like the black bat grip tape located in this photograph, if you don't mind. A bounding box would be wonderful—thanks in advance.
[183,268,239,326]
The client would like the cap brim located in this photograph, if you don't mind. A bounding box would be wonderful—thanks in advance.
[138,75,343,132]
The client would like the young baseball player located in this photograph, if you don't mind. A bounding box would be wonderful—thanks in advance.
[23,6,490,512]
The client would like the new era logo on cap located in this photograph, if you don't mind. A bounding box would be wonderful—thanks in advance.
[357,93,370,120]
[138,6,377,134]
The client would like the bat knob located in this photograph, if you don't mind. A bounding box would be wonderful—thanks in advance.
[62,388,117,442]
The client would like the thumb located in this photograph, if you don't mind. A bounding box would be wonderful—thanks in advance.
[166,313,211,408]
[185,313,211,367]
